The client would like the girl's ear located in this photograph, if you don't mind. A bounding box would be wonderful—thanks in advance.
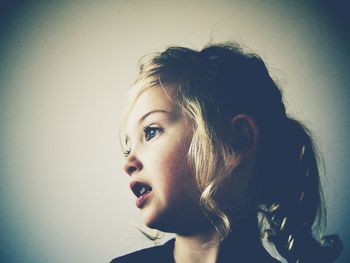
[229,114,259,158]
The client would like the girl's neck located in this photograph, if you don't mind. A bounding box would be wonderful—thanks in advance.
[173,218,263,263]
[174,229,220,263]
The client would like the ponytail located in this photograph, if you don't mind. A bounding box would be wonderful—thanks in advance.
[258,118,342,262]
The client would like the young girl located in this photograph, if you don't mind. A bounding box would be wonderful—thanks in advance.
[111,43,342,263]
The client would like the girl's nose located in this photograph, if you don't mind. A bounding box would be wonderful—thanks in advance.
[123,155,143,176]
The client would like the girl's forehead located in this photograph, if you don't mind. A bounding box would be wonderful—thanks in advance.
[125,87,178,127]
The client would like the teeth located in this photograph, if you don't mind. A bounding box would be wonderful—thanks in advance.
[139,187,147,196]
[131,182,152,198]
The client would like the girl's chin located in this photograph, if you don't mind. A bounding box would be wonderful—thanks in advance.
[141,211,176,233]
[140,208,163,229]
[140,202,208,234]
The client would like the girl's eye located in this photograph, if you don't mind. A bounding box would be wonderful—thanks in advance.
[143,126,162,141]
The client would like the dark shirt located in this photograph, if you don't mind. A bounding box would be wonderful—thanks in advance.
[110,239,175,263]
[110,235,281,263]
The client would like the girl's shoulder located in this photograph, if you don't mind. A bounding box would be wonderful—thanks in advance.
[110,239,175,263]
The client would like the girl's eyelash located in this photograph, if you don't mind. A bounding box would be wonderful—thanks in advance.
[143,126,162,141]
[123,149,131,157]
[123,126,162,157]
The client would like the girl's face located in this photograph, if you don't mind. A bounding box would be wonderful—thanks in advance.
[123,87,207,234]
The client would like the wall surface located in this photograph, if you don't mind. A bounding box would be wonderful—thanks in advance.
[0,1,349,262]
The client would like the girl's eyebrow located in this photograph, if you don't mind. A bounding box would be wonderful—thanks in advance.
[137,109,170,125]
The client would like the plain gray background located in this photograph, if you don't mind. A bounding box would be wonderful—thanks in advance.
[1,1,349,262]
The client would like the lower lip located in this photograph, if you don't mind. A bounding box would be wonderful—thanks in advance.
[135,191,152,208]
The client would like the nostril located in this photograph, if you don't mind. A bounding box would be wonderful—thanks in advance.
[123,155,142,176]
[127,166,137,175]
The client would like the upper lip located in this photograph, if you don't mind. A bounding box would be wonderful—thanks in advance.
[129,180,152,198]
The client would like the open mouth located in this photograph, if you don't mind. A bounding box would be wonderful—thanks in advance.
[130,181,152,198]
